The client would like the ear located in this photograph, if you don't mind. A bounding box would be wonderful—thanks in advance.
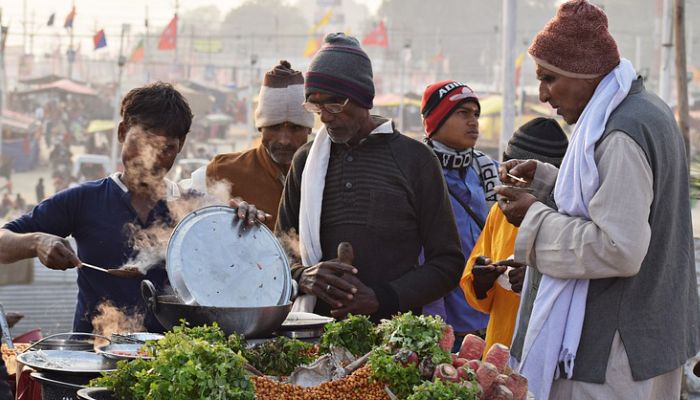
[177,137,186,153]
[117,122,127,144]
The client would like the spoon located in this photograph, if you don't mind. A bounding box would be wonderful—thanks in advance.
[81,262,145,279]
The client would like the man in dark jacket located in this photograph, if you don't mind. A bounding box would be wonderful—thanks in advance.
[276,33,464,321]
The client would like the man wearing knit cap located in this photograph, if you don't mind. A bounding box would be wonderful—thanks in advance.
[496,1,699,398]
[419,80,497,351]
[200,60,314,230]
[460,117,569,364]
[276,33,463,321]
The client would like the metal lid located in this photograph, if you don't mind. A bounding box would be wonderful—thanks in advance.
[166,206,292,307]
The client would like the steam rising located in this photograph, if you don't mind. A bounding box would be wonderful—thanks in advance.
[92,302,145,344]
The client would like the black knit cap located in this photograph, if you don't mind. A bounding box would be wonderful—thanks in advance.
[504,117,569,167]
[305,33,375,109]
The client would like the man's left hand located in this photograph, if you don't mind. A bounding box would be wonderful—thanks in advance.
[229,197,272,227]
[330,274,379,318]
[494,186,538,227]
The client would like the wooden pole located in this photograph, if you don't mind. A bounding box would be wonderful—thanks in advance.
[499,0,517,160]
[674,0,691,166]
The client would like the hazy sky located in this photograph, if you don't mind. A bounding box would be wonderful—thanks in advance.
[2,0,383,52]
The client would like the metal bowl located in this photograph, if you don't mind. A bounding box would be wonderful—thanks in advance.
[77,388,114,400]
[142,280,292,338]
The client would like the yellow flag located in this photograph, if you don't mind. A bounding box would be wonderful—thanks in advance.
[304,36,321,58]
[309,9,333,34]
[515,52,525,68]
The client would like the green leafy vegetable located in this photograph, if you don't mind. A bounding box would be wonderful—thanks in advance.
[406,379,479,400]
[90,322,255,400]
[244,336,317,376]
[376,312,451,365]
[368,348,423,400]
[319,314,378,356]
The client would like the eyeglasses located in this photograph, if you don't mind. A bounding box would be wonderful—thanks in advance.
[302,98,349,114]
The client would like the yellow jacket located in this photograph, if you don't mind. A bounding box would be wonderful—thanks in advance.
[460,204,520,354]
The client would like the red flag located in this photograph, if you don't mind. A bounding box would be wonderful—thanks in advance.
[362,21,388,48]
[130,39,145,62]
[158,15,177,50]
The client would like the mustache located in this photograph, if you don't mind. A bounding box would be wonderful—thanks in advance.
[269,144,297,154]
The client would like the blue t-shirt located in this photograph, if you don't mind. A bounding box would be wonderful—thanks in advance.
[3,175,172,333]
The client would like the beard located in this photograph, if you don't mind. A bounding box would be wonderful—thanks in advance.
[266,144,297,165]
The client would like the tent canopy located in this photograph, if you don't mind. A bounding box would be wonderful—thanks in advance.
[86,119,115,133]
[18,79,98,96]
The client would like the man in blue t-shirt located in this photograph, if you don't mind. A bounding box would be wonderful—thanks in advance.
[0,83,194,333]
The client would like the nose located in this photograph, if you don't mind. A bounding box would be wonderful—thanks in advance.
[319,109,335,125]
[539,81,550,103]
[276,128,293,145]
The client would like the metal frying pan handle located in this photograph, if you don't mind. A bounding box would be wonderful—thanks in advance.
[141,280,159,314]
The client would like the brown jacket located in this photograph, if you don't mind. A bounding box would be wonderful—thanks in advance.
[206,144,285,230]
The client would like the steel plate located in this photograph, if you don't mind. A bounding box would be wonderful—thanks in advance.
[17,350,117,374]
[166,206,292,307]
[96,343,153,361]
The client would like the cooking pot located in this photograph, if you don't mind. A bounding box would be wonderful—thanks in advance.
[141,280,292,338]
[25,333,103,352]
[77,387,114,400]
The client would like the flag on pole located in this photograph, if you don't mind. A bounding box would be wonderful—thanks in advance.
[158,14,177,50]
[308,9,333,34]
[64,7,76,29]
[130,39,145,62]
[0,27,8,53]
[304,35,323,58]
[514,52,525,87]
[93,29,107,50]
[47,13,55,26]
[362,21,388,48]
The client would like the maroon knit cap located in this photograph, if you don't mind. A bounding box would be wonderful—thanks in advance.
[528,0,620,78]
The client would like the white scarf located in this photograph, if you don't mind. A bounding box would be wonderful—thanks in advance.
[517,59,636,400]
[292,119,394,312]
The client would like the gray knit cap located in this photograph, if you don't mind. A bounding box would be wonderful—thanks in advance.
[504,117,569,167]
[305,33,375,109]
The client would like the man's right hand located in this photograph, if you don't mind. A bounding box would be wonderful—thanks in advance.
[472,258,508,300]
[35,233,81,270]
[498,159,538,186]
[298,261,358,308]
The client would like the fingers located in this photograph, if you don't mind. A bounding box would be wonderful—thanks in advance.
[48,240,80,270]
[494,259,527,268]
[508,267,526,293]
[498,160,523,183]
[319,261,358,275]
[316,272,358,297]
[330,306,352,319]
[231,199,272,227]
[313,280,354,308]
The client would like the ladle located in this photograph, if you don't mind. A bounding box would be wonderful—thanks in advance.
[81,262,144,279]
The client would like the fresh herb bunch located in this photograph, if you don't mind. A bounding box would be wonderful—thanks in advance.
[406,379,479,400]
[245,336,318,376]
[368,348,423,399]
[319,314,378,356]
[90,358,150,399]
[90,323,255,400]
[376,312,452,364]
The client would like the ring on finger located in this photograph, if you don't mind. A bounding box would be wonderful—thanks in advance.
[326,284,332,292]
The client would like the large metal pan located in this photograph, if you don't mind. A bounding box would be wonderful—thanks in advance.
[141,280,292,338]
